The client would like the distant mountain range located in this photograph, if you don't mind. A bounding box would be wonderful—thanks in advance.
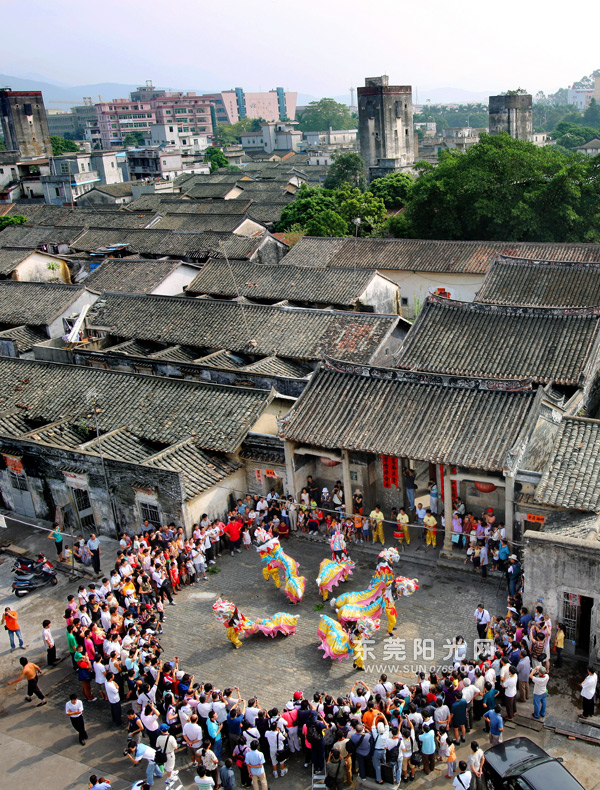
[0,73,492,111]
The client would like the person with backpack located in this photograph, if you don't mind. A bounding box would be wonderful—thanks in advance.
[325,747,344,789]
[233,736,251,788]
[305,711,327,772]
[347,722,371,779]
[155,724,178,787]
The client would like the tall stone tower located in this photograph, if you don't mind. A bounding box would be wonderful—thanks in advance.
[358,76,414,182]
[0,89,52,158]
[488,94,533,142]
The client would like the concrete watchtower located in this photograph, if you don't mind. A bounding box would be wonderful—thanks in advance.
[488,94,533,142]
[358,75,414,182]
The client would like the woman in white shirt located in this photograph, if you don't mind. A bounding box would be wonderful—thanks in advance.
[141,702,160,748]
[265,721,288,778]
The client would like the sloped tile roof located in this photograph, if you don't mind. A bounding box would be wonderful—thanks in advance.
[535,417,600,512]
[83,427,157,464]
[0,357,271,453]
[186,260,380,306]
[183,184,240,199]
[87,294,399,364]
[0,224,85,248]
[83,258,185,294]
[0,281,86,326]
[194,350,247,369]
[23,420,91,449]
[282,237,600,273]
[152,214,249,232]
[0,324,47,353]
[247,202,289,224]
[162,200,253,215]
[475,255,600,307]
[395,296,600,386]
[280,359,536,471]
[144,439,241,499]
[244,356,311,378]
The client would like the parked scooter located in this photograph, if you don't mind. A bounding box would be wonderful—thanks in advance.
[12,553,54,577]
[12,568,58,597]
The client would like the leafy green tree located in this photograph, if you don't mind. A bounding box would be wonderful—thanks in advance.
[297,98,357,133]
[123,132,146,146]
[50,136,80,155]
[583,99,600,129]
[305,209,348,237]
[213,118,264,146]
[324,152,366,191]
[335,184,386,235]
[204,146,230,173]
[0,139,7,150]
[393,132,600,243]
[368,171,414,208]
[0,215,27,230]
[275,184,339,232]
[551,122,600,148]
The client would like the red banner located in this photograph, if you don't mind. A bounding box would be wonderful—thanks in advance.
[3,455,23,473]
[255,469,263,484]
[381,455,399,488]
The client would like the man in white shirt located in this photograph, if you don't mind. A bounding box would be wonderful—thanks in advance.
[529,666,549,719]
[373,673,393,698]
[580,667,598,719]
[183,714,204,764]
[65,692,88,744]
[474,605,491,640]
[452,761,472,790]
[244,698,260,726]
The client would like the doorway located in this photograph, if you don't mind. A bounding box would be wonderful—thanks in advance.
[562,592,595,659]
[578,596,593,655]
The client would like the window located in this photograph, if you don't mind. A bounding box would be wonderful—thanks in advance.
[60,162,70,174]
[9,471,28,491]
[401,297,409,306]
[72,486,95,529]
[55,188,60,197]
[140,500,162,527]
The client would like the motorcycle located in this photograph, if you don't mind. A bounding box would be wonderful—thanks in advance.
[12,568,58,596]
[12,553,54,577]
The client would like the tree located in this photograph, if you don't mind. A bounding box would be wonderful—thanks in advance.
[368,171,414,208]
[551,122,599,149]
[123,132,146,147]
[275,185,340,232]
[583,99,600,130]
[393,132,600,243]
[214,118,265,146]
[50,136,80,155]
[305,209,348,237]
[297,98,357,133]
[0,215,27,230]
[0,139,6,151]
[204,146,230,173]
[335,184,386,235]
[324,152,366,191]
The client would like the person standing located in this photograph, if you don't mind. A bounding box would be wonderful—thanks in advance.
[529,667,549,719]
[404,468,416,511]
[554,623,565,668]
[468,742,485,790]
[156,724,179,787]
[105,671,122,725]
[369,506,385,546]
[2,607,25,650]
[428,480,438,514]
[65,692,88,744]
[7,656,47,705]
[452,761,472,790]
[517,650,531,703]
[395,508,410,545]
[48,522,64,562]
[483,705,503,746]
[245,739,268,790]
[474,604,491,641]
[480,541,489,579]
[42,620,57,667]
[579,667,598,719]
[87,533,101,574]
[418,723,436,775]
[424,509,437,549]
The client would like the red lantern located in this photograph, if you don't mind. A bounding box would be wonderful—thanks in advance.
[321,457,341,467]
[474,481,497,493]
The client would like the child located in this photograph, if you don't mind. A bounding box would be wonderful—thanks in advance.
[345,518,356,544]
[464,545,474,565]
[437,725,449,763]
[156,597,165,623]
[445,739,457,778]
[472,545,481,571]
[242,525,252,550]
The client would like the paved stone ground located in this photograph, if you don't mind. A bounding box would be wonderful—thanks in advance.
[1,523,599,790]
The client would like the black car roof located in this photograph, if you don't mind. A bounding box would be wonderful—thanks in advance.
[485,737,549,776]
[485,738,585,790]
[521,760,585,790]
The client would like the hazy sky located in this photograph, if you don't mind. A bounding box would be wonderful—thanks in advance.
[5,0,598,97]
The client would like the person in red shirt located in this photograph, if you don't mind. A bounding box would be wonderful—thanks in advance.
[225,518,243,555]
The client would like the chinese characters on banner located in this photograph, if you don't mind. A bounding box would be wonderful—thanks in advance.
[265,469,278,479]
[255,469,263,484]
[381,455,399,489]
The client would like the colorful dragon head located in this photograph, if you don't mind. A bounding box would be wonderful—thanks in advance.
[212,597,237,624]
[355,617,380,639]
[377,548,400,567]
[254,527,273,545]
[395,576,420,596]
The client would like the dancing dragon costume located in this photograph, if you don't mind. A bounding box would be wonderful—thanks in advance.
[317,615,380,667]
[212,597,299,649]
[255,527,306,604]
[316,545,356,601]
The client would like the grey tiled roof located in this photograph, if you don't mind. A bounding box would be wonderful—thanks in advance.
[144,439,241,498]
[244,356,311,378]
[162,200,253,215]
[475,256,600,307]
[280,359,537,471]
[282,237,600,273]
[83,427,157,464]
[0,357,271,453]
[92,183,134,197]
[5,205,73,224]
[183,184,240,199]
[535,417,600,512]
[395,296,600,386]
[0,324,47,353]
[0,224,85,248]
[195,350,247,369]
[0,281,86,326]
[83,258,186,294]
[86,293,399,363]
[152,214,251,232]
[247,202,289,224]
[71,228,266,260]
[186,260,381,306]
[23,421,91,449]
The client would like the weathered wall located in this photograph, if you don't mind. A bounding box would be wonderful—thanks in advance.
[0,437,184,538]
[152,264,200,297]
[13,252,71,284]
[184,467,247,527]
[381,270,486,319]
[359,275,401,315]
[47,290,98,338]
[489,94,533,142]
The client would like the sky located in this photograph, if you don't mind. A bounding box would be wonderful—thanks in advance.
[4,0,598,99]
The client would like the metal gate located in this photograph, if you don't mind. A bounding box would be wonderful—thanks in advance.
[562,592,579,654]
[9,470,36,517]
